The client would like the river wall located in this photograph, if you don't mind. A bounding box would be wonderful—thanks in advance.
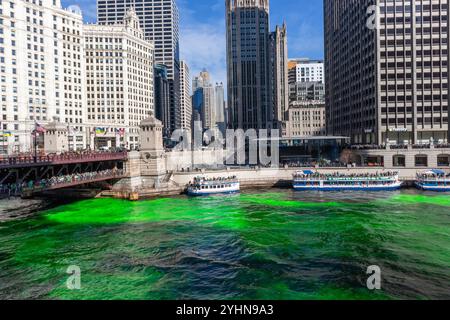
[104,166,437,200]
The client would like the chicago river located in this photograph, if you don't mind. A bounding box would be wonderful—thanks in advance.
[0,189,448,300]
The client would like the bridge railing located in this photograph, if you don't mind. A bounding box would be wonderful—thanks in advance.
[0,151,128,167]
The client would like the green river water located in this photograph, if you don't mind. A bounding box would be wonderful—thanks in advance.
[0,189,448,300]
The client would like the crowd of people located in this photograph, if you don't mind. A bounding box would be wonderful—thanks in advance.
[0,169,124,196]
[190,176,238,186]
[416,171,450,179]
[349,145,385,150]
[294,171,399,180]
[0,149,127,166]
[348,143,450,150]
[282,161,347,168]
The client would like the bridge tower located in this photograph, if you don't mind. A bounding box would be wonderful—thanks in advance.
[44,121,68,154]
[112,112,171,200]
[139,112,166,177]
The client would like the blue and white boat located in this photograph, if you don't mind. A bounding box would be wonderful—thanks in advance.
[415,169,450,192]
[187,176,240,196]
[293,170,402,191]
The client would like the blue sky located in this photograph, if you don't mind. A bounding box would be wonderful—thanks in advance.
[62,0,324,86]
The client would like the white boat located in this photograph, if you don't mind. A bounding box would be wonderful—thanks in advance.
[415,169,450,192]
[293,170,403,191]
[187,176,240,196]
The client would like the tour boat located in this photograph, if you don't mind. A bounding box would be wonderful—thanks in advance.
[415,169,450,192]
[293,170,403,191]
[186,176,240,196]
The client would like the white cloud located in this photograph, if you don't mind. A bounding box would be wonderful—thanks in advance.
[179,0,227,88]
[180,22,227,87]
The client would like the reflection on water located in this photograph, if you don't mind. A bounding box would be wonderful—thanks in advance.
[0,189,449,300]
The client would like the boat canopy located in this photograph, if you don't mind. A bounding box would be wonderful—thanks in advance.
[301,170,315,175]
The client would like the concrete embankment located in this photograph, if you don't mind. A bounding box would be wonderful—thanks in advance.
[104,167,433,200]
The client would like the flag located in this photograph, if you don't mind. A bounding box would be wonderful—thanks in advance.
[35,122,46,134]
[115,128,125,137]
[95,127,106,135]
[2,131,12,137]
[68,126,78,135]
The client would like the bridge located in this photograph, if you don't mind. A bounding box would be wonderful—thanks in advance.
[0,152,128,197]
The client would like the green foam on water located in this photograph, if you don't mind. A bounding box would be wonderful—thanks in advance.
[241,196,345,209]
[376,194,450,207]
[43,196,251,231]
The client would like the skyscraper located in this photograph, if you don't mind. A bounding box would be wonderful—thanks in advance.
[97,0,181,133]
[215,83,226,136]
[324,0,449,145]
[180,61,192,133]
[269,23,289,132]
[154,64,171,139]
[191,70,217,131]
[226,0,272,130]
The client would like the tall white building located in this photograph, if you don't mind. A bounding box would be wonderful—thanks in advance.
[203,85,216,130]
[0,0,86,154]
[290,58,324,84]
[180,61,192,132]
[192,70,218,131]
[84,9,154,150]
[97,0,181,133]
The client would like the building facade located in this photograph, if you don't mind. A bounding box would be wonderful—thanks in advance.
[154,64,171,139]
[0,0,86,154]
[325,0,449,145]
[202,85,216,130]
[180,60,192,133]
[285,102,327,138]
[84,9,154,150]
[191,70,218,131]
[192,75,203,124]
[97,0,181,134]
[269,23,289,134]
[289,82,325,103]
[289,58,324,84]
[215,82,226,135]
[286,58,325,139]
[226,0,272,131]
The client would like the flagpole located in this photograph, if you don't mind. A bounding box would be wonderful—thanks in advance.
[0,122,4,156]
[1,121,4,156]
[33,122,37,163]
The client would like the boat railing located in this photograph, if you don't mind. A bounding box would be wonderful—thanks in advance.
[293,177,399,182]
[293,174,399,180]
